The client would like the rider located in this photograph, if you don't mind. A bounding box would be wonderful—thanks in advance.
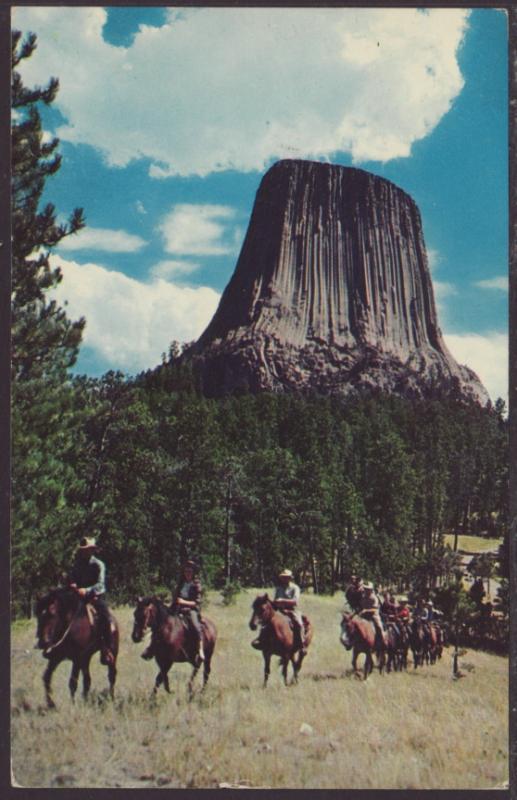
[68,536,114,665]
[380,590,400,636]
[359,582,387,647]
[171,559,205,667]
[344,574,364,612]
[273,568,306,653]
[396,596,411,626]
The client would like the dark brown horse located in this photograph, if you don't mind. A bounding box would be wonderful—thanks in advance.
[131,597,217,696]
[424,622,443,664]
[248,594,313,686]
[35,588,119,708]
[383,619,411,672]
[340,612,385,680]
[409,620,427,667]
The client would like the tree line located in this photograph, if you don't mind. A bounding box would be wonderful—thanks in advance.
[11,31,508,644]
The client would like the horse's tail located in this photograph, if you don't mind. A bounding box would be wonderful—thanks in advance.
[303,617,314,648]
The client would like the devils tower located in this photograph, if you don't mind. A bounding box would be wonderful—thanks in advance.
[183,159,489,405]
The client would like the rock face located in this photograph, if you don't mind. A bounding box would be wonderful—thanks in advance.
[184,159,489,404]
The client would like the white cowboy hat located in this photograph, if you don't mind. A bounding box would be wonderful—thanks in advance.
[363,581,374,590]
[399,596,409,603]
[278,569,293,578]
[78,536,97,550]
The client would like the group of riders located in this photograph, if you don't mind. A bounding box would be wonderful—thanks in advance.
[62,537,444,667]
[343,574,444,652]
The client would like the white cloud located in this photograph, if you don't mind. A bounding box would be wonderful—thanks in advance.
[433,281,457,301]
[474,276,508,292]
[427,248,441,272]
[444,331,508,405]
[57,226,147,253]
[149,259,200,279]
[49,255,220,372]
[13,6,469,176]
[157,204,236,255]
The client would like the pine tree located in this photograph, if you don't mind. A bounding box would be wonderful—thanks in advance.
[12,29,85,381]
[11,30,87,615]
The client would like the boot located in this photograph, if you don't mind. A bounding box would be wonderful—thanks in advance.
[140,643,155,661]
[251,637,263,650]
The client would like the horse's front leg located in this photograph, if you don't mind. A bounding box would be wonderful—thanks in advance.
[69,660,80,701]
[188,663,200,699]
[108,658,117,700]
[293,650,304,682]
[155,659,172,694]
[281,657,289,686]
[364,652,372,680]
[351,647,360,677]
[81,656,92,699]
[43,658,59,709]
[202,652,212,689]
[263,652,271,687]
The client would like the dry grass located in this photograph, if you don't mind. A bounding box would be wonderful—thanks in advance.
[443,534,502,553]
[11,590,508,789]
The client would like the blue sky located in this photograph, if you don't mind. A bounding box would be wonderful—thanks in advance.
[12,6,508,402]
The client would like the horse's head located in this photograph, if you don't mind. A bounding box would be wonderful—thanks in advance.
[35,589,76,651]
[131,596,157,642]
[249,594,272,630]
[340,612,354,650]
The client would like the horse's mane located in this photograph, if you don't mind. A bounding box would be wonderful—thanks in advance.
[36,587,83,618]
[252,593,271,611]
[141,595,171,626]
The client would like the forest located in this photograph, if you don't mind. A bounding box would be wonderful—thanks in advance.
[11,30,509,632]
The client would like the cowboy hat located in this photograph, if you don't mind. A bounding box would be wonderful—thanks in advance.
[78,536,97,550]
[278,568,293,578]
[363,581,374,590]
[399,596,408,603]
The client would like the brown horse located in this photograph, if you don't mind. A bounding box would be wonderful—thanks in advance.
[35,588,119,708]
[340,612,385,680]
[248,594,313,686]
[424,622,443,664]
[131,597,217,696]
[409,619,427,667]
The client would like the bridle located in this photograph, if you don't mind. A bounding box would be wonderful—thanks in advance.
[39,594,77,655]
[133,599,157,639]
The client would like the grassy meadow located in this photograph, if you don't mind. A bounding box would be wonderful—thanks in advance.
[11,589,508,790]
[443,534,502,553]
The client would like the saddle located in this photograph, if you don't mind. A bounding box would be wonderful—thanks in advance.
[279,610,309,632]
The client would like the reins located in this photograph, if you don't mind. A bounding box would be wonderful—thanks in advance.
[43,596,83,655]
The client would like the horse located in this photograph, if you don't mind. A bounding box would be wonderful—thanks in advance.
[340,612,386,680]
[131,596,217,696]
[409,620,427,667]
[35,588,119,708]
[383,617,411,672]
[424,622,443,664]
[248,594,313,687]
